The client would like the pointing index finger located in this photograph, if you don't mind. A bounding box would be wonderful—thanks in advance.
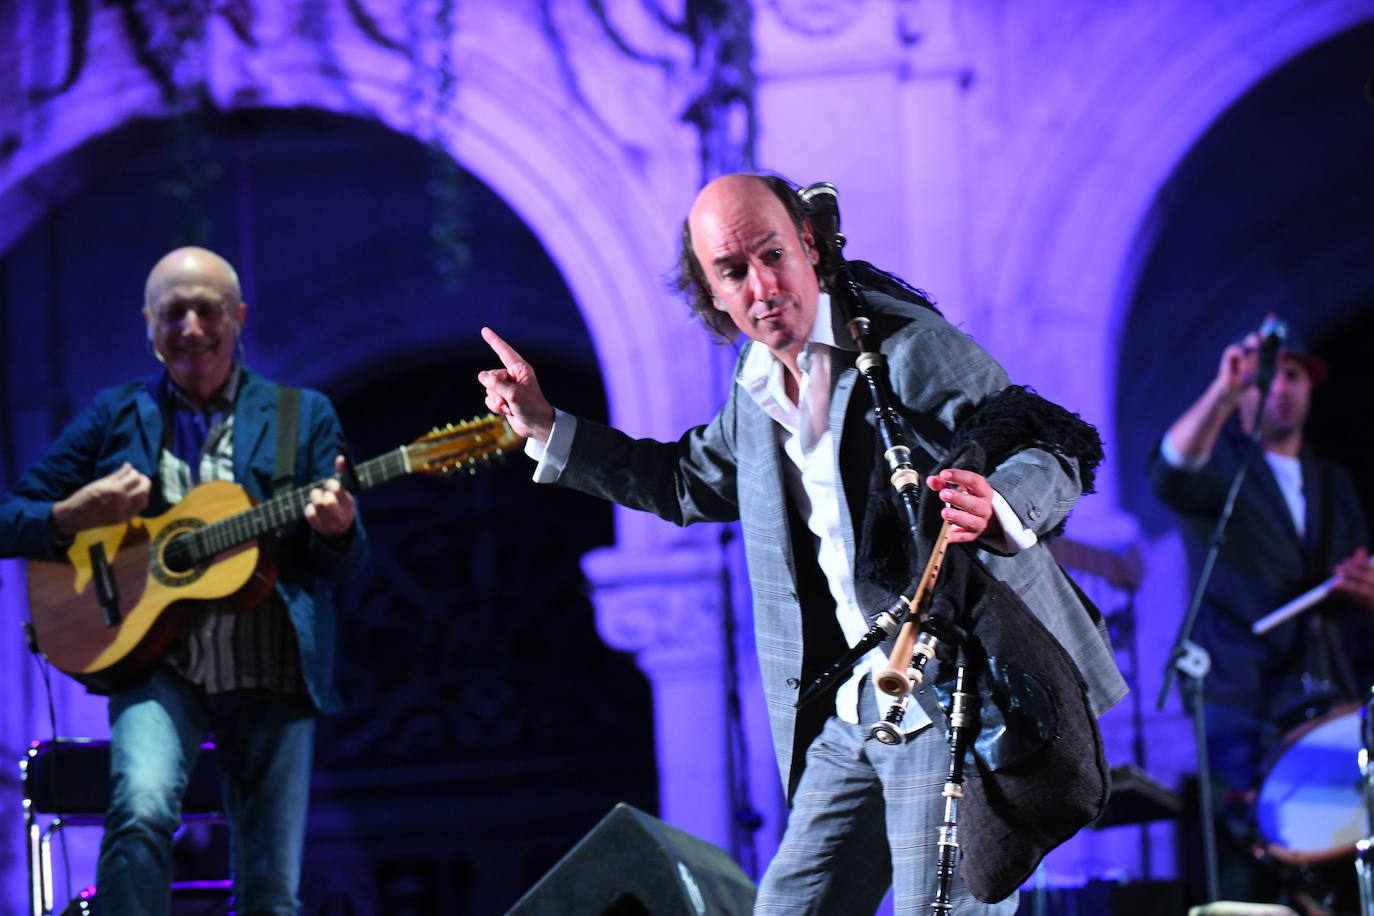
[481,327,525,374]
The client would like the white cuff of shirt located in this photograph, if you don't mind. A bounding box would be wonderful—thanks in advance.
[984,491,1038,554]
[524,409,576,483]
[1159,431,1207,471]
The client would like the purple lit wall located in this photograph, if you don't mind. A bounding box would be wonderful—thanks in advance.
[1,2,1371,913]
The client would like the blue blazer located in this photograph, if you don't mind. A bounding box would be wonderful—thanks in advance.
[0,365,367,713]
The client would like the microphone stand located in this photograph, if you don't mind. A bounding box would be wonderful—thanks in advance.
[1155,378,1277,905]
[1359,686,1373,916]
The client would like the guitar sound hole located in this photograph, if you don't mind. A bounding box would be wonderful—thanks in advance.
[163,539,196,574]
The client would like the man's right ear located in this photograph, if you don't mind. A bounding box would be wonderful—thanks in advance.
[801,220,820,266]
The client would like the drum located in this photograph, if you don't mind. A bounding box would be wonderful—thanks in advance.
[1254,703,1369,866]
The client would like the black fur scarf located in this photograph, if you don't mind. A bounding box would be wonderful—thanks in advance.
[854,385,1104,613]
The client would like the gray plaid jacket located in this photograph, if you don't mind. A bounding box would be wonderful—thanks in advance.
[559,290,1128,798]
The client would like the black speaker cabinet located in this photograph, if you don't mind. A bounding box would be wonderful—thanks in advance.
[508,803,757,915]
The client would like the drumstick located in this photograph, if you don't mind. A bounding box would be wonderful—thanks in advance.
[1252,556,1374,635]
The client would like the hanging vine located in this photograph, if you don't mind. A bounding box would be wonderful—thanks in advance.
[19,1,756,263]
[678,0,758,180]
[536,0,757,183]
[116,0,222,245]
[23,0,421,242]
[425,0,469,293]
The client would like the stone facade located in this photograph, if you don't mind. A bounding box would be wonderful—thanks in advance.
[1,1,1369,910]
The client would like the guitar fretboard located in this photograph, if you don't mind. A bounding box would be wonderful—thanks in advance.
[179,449,409,563]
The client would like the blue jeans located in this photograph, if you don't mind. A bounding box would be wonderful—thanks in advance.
[756,681,1019,915]
[96,667,316,916]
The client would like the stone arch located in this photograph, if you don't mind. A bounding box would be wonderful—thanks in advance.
[0,4,712,551]
[0,8,762,884]
[977,1,1374,538]
[1115,16,1374,537]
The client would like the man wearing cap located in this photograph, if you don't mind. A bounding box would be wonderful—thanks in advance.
[1149,322,1374,901]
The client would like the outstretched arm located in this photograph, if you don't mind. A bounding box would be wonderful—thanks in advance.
[476,327,743,527]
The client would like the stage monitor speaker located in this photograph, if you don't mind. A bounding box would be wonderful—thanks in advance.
[508,803,756,916]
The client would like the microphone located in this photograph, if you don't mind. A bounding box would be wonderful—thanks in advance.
[1254,315,1287,393]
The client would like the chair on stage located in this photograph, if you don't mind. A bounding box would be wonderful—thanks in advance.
[19,737,229,916]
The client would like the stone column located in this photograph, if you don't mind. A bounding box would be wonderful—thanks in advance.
[582,537,771,858]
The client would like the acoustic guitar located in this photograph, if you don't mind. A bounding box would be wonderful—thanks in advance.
[26,414,522,691]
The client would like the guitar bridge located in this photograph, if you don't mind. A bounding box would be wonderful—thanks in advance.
[89,542,122,627]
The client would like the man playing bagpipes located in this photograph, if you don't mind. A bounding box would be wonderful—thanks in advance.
[477,173,1126,914]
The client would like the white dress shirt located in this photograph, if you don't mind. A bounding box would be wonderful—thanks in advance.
[529,294,1036,732]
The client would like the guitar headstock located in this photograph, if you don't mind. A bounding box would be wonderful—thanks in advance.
[406,415,525,476]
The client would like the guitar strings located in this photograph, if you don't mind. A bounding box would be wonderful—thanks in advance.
[177,451,406,563]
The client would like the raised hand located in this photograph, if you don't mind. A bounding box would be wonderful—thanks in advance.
[1216,336,1258,398]
[477,327,555,442]
[51,462,152,537]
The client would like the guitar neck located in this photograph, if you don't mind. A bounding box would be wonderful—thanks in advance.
[184,448,410,561]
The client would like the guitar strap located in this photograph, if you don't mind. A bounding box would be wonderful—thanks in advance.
[273,385,301,497]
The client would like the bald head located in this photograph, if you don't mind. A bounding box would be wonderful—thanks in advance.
[145,246,241,309]
[687,173,777,238]
[143,246,247,406]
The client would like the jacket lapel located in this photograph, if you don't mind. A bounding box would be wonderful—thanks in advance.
[233,368,276,500]
[830,350,862,576]
[133,375,163,468]
[1299,447,1325,576]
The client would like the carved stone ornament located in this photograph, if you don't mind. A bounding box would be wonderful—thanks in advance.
[766,0,868,37]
